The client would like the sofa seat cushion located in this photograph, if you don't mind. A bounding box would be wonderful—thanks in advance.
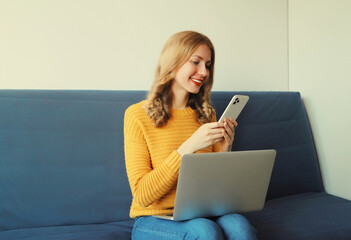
[0,220,134,240]
[244,192,351,240]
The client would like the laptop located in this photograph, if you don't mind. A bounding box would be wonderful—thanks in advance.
[153,149,276,221]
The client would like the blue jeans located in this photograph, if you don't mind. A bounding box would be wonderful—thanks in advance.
[132,214,258,240]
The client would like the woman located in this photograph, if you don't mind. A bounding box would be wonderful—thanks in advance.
[124,31,257,240]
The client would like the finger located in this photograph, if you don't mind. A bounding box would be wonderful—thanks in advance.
[207,121,225,129]
[224,117,234,122]
[207,126,227,136]
[211,131,225,140]
[213,135,225,144]
[224,124,235,141]
[224,122,235,139]
[224,118,238,128]
[225,121,235,133]
[232,120,238,128]
[204,127,224,136]
[224,129,234,143]
[227,118,238,125]
[207,133,224,145]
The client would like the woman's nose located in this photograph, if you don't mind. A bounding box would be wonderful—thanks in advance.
[198,64,208,76]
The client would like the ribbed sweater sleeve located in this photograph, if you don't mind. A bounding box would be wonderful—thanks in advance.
[124,106,181,208]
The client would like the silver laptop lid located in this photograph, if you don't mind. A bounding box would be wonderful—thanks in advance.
[171,150,276,221]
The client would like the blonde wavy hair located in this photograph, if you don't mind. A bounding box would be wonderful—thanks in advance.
[144,31,216,127]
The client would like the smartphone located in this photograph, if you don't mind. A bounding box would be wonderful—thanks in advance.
[218,95,249,122]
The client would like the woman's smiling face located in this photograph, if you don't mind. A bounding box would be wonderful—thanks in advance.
[172,44,212,96]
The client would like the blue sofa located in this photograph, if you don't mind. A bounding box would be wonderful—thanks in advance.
[1,90,351,240]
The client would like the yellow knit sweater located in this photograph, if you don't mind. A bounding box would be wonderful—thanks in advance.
[124,100,219,218]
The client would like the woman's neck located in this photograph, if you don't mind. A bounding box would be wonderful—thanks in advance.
[172,92,189,110]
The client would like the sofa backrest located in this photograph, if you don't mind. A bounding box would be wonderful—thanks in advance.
[211,91,324,200]
[0,90,324,231]
[0,90,139,231]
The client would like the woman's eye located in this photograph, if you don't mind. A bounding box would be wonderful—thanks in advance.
[192,61,199,65]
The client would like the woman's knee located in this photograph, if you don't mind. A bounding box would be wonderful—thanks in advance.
[185,218,224,240]
[216,214,257,240]
[218,214,251,226]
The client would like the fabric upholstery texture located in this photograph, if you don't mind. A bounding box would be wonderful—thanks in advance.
[244,192,351,240]
[0,221,134,240]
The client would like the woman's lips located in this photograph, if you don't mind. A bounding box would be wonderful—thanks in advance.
[190,78,204,86]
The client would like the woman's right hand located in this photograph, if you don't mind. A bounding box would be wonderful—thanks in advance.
[177,122,225,156]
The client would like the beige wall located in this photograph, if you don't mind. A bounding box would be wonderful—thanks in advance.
[0,0,288,91]
[289,0,351,200]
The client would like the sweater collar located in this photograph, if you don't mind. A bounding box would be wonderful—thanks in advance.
[170,106,195,117]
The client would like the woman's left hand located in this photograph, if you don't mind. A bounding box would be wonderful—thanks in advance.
[219,118,238,152]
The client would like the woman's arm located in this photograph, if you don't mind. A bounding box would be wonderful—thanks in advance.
[124,107,181,208]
